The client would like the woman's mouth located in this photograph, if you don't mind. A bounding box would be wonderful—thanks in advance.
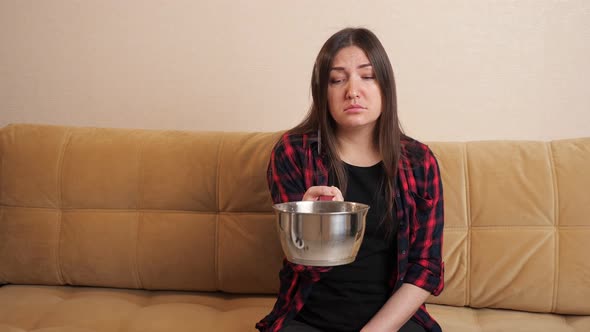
[345,104,366,112]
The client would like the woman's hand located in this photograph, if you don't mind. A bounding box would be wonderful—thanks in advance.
[302,186,344,201]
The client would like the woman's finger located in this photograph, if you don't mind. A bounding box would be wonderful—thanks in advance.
[302,186,344,201]
[330,186,344,201]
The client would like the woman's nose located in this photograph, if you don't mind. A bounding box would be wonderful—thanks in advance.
[346,90,359,99]
[346,80,359,99]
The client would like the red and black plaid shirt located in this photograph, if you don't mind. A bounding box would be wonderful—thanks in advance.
[256,132,444,332]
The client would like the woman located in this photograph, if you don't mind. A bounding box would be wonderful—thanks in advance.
[256,27,444,332]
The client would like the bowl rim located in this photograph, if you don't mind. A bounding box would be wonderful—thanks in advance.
[272,201,370,215]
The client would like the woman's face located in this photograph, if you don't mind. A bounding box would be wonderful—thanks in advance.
[327,46,383,133]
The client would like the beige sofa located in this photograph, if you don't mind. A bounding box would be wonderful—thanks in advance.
[0,123,589,332]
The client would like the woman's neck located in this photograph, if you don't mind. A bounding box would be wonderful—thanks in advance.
[335,126,381,167]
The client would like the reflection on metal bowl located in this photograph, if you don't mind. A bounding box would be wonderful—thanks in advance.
[273,201,370,267]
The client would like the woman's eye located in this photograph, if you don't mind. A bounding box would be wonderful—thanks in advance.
[362,76,375,80]
[330,78,343,84]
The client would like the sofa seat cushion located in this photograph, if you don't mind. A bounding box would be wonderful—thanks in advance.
[1,285,589,332]
[0,285,271,332]
[428,304,590,332]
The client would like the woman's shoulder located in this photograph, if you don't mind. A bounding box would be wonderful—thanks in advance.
[400,134,437,167]
[273,131,319,151]
[278,130,317,141]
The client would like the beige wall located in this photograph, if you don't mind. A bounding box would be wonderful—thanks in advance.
[1,1,589,141]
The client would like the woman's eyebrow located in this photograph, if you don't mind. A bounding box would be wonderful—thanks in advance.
[330,63,373,71]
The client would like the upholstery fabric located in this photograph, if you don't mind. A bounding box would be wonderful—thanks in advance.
[0,285,589,332]
[0,124,589,331]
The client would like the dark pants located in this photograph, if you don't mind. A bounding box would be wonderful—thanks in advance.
[281,318,426,332]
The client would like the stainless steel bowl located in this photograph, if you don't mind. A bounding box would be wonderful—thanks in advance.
[273,201,370,266]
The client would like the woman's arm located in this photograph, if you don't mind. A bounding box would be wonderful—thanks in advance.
[361,283,430,332]
[268,134,343,202]
[403,147,445,295]
[363,146,445,331]
[267,135,307,204]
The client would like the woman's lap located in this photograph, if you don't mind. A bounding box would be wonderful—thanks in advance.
[281,318,426,332]
[399,319,427,332]
[281,319,323,332]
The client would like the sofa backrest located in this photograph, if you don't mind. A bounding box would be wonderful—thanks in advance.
[0,124,589,316]
[427,138,590,316]
[0,124,284,294]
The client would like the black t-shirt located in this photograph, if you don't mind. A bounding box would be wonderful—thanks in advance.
[295,161,396,332]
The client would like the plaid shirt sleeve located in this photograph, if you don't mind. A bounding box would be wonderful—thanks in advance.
[403,145,445,296]
[267,134,307,204]
[257,133,332,332]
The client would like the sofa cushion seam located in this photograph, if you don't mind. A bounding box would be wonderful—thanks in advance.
[55,129,73,285]
[547,141,560,313]
[464,142,472,307]
[215,136,224,291]
[134,135,145,289]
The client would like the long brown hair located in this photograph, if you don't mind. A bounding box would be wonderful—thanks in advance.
[290,27,403,233]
